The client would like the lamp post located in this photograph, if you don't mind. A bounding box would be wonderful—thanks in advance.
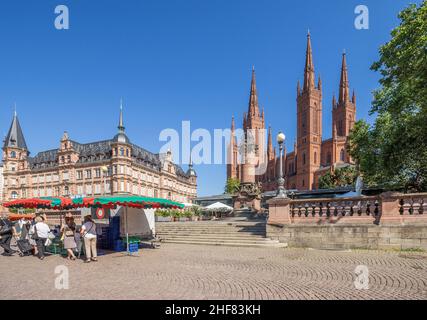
[276,131,287,198]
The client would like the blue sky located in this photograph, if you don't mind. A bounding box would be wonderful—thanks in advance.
[0,0,421,196]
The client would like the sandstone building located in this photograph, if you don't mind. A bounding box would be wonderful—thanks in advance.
[1,107,197,203]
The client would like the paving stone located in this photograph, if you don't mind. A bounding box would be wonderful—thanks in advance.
[1,244,426,300]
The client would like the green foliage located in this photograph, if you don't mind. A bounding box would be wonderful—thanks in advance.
[318,166,357,189]
[348,2,427,192]
[8,208,36,214]
[225,178,241,194]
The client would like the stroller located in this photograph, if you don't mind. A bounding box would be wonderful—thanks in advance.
[15,223,33,257]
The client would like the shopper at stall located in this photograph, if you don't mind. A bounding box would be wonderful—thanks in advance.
[81,215,97,263]
[61,216,77,260]
[31,215,51,260]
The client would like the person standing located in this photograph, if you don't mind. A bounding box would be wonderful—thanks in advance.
[80,215,97,263]
[61,216,77,260]
[0,217,17,256]
[31,216,51,260]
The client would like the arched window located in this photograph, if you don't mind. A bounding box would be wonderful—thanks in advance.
[340,149,345,162]
[10,151,16,158]
[11,191,18,199]
[120,148,125,156]
[64,186,69,196]
[67,155,71,163]
[302,153,306,165]
[314,152,317,164]
[126,149,129,157]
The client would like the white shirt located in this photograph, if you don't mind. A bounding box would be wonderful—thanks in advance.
[34,222,51,239]
[81,221,97,238]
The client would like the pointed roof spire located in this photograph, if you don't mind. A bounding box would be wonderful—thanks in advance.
[303,31,315,91]
[267,126,274,160]
[352,89,356,104]
[332,93,337,108]
[297,80,301,96]
[333,121,338,140]
[231,116,235,131]
[317,75,322,91]
[248,67,260,117]
[118,98,125,133]
[339,52,350,104]
[3,108,28,150]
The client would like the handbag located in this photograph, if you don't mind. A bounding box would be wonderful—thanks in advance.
[31,225,39,240]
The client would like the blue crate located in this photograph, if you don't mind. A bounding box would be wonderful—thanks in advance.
[128,243,139,252]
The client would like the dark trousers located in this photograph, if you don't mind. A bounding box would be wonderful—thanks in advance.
[0,234,13,254]
[36,238,47,258]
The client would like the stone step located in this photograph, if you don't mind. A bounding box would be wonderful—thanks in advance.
[157,227,266,232]
[161,239,287,248]
[157,233,268,240]
[158,235,271,242]
[157,231,266,237]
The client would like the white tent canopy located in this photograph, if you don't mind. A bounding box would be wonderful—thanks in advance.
[204,202,234,212]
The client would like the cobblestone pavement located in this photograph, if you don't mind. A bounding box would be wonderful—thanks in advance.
[0,244,426,300]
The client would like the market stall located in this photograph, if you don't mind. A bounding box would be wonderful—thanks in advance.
[3,195,184,255]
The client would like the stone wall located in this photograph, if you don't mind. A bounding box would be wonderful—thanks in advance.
[267,223,427,250]
[266,192,427,250]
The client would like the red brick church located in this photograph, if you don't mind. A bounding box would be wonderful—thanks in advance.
[227,32,357,192]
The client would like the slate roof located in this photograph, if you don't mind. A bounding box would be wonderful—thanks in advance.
[3,114,28,150]
[26,138,193,178]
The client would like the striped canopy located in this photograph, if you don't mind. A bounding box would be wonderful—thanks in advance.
[3,196,184,210]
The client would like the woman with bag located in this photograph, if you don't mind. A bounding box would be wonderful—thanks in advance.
[80,215,97,263]
[60,216,77,260]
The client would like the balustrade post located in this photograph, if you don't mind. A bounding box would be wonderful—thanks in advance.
[267,197,292,225]
[380,191,402,224]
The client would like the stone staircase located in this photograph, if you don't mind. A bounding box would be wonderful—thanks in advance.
[156,219,286,248]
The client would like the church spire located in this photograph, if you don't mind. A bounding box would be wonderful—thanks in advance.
[248,67,260,117]
[303,31,315,91]
[3,108,28,150]
[267,126,274,161]
[339,52,350,104]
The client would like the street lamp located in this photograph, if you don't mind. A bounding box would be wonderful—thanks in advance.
[276,131,287,198]
[101,166,108,195]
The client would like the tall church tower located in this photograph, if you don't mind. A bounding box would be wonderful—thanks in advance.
[227,116,239,180]
[296,32,322,190]
[242,67,266,183]
[332,52,356,138]
[332,52,356,162]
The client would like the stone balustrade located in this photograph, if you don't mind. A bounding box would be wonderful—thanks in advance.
[268,192,427,226]
[266,192,427,250]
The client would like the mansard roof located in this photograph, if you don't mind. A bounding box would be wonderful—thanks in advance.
[27,138,192,178]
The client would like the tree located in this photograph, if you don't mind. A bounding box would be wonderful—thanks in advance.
[318,166,357,190]
[225,178,241,194]
[348,1,427,192]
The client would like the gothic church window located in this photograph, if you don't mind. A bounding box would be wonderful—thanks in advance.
[340,149,345,162]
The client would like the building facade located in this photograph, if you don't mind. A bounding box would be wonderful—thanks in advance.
[1,108,197,204]
[0,164,4,211]
[228,33,356,191]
